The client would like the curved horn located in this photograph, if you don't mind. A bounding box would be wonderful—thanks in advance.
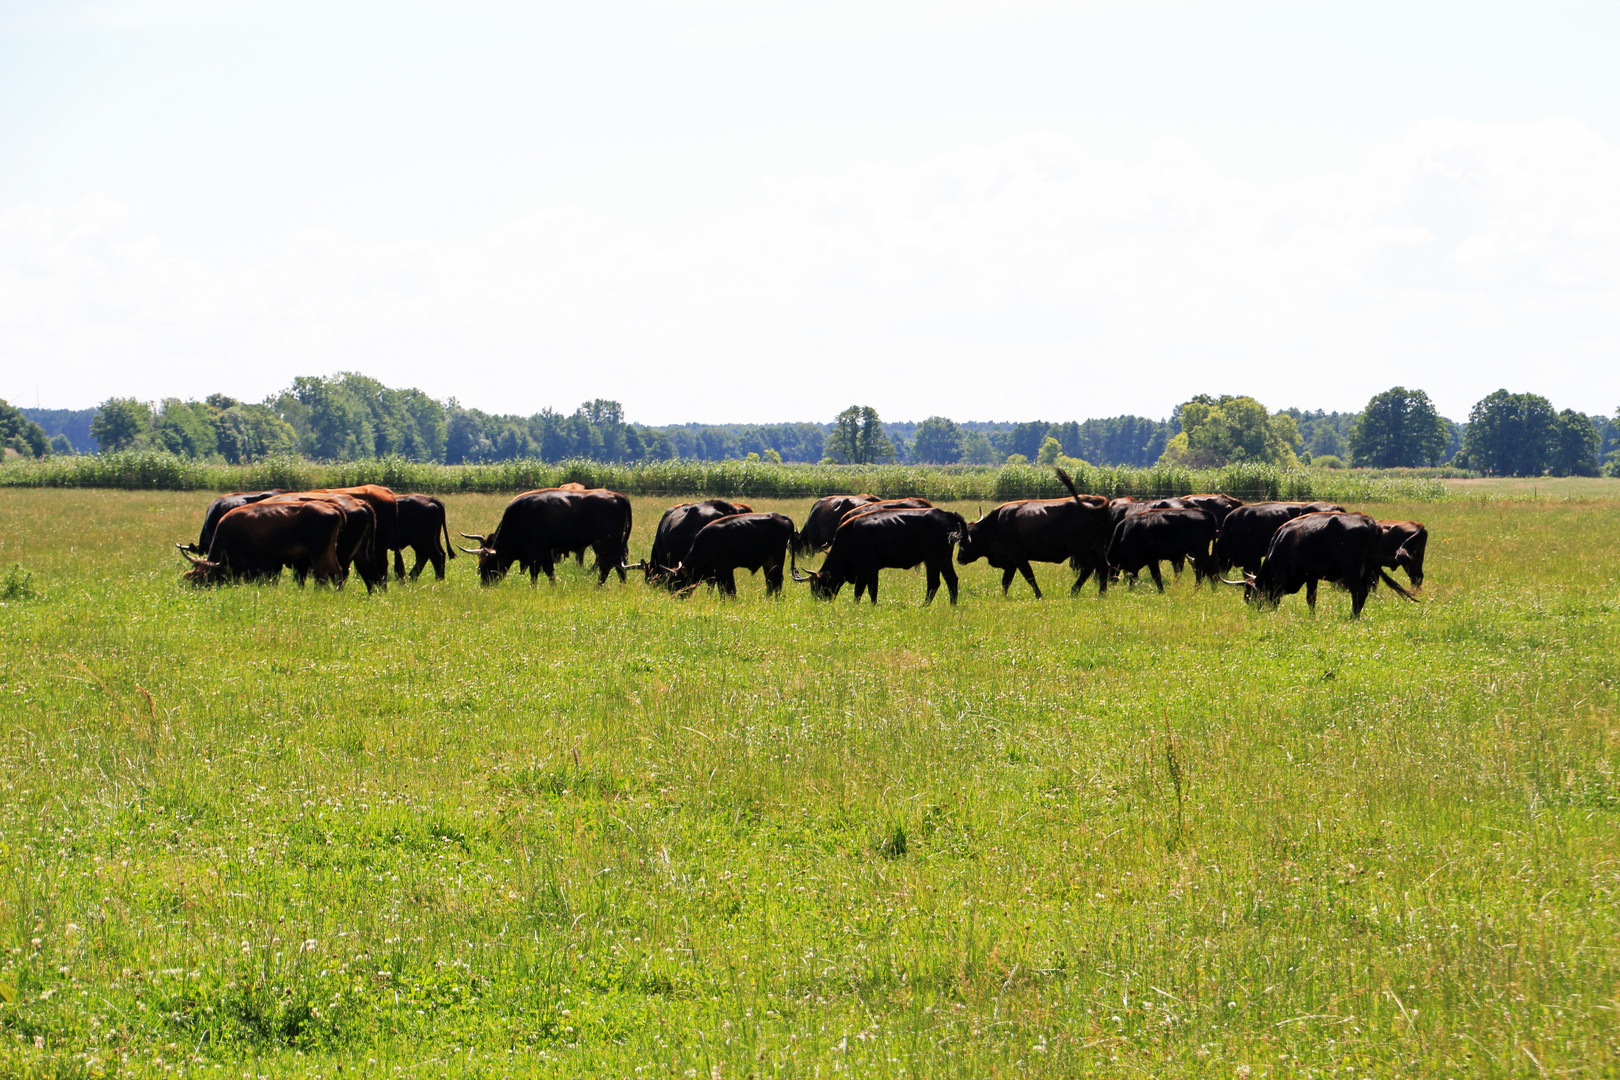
[621,560,647,572]
[458,532,487,544]
[791,566,816,583]
[1217,577,1249,587]
[179,548,205,565]
[457,545,485,555]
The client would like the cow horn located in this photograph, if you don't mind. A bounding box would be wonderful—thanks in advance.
[791,566,816,583]
[179,548,205,566]
[621,560,647,572]
[1217,576,1248,587]
[459,532,487,545]
[457,545,485,555]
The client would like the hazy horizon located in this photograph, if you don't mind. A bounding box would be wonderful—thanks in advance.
[4,2,1618,423]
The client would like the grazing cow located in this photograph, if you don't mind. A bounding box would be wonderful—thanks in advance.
[1378,520,1428,588]
[186,490,284,554]
[518,484,614,568]
[668,512,795,597]
[392,494,455,581]
[644,499,754,583]
[792,507,967,605]
[1214,501,1346,576]
[262,492,381,591]
[178,500,345,587]
[1228,511,1417,616]
[794,495,884,555]
[305,485,398,589]
[459,488,633,585]
[1106,507,1220,591]
[957,472,1111,598]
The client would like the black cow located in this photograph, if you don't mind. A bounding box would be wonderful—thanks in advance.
[1228,511,1417,616]
[1106,507,1220,591]
[186,490,284,554]
[392,494,456,581]
[794,495,883,555]
[1378,520,1428,588]
[1181,493,1244,528]
[178,500,345,587]
[262,493,381,592]
[792,507,967,605]
[459,488,633,585]
[644,499,754,583]
[957,471,1111,597]
[669,512,795,596]
[1214,501,1346,576]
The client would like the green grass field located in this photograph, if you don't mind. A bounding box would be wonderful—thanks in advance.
[1,490,1617,1078]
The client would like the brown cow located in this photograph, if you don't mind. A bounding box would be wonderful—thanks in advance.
[178,501,345,587]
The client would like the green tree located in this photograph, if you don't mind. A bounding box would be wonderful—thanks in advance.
[213,404,299,463]
[1549,409,1600,477]
[153,399,219,459]
[1036,436,1064,466]
[825,406,895,465]
[996,421,1049,462]
[292,375,373,460]
[1347,387,1449,467]
[1159,395,1300,468]
[89,397,152,452]
[0,399,50,458]
[958,430,999,465]
[910,416,963,464]
[1461,390,1558,476]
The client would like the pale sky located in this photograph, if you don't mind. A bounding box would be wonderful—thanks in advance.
[2,0,1617,423]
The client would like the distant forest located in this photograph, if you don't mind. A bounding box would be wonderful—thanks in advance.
[10,371,1619,477]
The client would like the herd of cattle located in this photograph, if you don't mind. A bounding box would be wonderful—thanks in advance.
[175,470,1426,615]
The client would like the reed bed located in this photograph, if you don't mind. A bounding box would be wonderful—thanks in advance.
[0,452,1451,502]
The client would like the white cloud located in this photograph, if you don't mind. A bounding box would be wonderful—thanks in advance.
[3,117,1618,421]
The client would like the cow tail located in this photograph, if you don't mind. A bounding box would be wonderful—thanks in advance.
[1379,568,1419,602]
[443,512,456,560]
[1055,466,1081,501]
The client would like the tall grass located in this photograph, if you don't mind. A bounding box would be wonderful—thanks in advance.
[0,451,1451,501]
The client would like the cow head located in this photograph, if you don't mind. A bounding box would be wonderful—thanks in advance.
[955,511,987,565]
[177,545,226,585]
[1219,572,1261,603]
[457,533,507,585]
[791,562,842,599]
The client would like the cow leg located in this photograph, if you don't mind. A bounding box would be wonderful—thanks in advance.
[1001,566,1017,595]
[1071,565,1092,595]
[1148,561,1165,593]
[1306,579,1318,612]
[1350,582,1369,617]
[765,562,783,596]
[925,564,940,604]
[1171,554,1185,578]
[942,561,959,605]
[719,569,737,596]
[1018,562,1043,599]
[1093,546,1109,595]
[428,548,445,580]
[867,572,879,605]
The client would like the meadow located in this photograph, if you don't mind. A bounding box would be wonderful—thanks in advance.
[0,488,1617,1078]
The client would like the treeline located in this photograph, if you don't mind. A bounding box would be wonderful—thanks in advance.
[8,373,1619,477]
